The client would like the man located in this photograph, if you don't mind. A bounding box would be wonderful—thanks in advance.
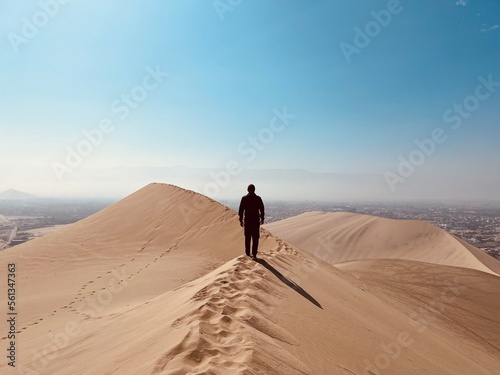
[238,184,265,259]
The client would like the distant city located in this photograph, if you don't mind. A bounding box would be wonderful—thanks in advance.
[0,190,114,249]
[0,189,498,261]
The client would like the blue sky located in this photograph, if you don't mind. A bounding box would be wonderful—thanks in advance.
[0,0,499,200]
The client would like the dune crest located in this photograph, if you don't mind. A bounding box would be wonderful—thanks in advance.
[152,256,310,375]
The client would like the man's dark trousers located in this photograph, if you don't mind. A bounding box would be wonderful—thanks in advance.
[244,224,260,257]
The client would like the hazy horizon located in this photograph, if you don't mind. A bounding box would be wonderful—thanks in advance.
[3,176,500,205]
[1,1,499,202]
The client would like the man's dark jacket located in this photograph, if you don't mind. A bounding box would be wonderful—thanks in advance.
[238,192,265,236]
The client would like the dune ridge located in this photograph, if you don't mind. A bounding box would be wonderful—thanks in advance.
[152,254,311,375]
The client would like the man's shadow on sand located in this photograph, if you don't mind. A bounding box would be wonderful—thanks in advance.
[255,258,323,309]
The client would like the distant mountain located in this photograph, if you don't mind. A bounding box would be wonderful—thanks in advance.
[0,189,37,200]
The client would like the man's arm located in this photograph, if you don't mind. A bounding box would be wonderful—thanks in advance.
[238,197,245,226]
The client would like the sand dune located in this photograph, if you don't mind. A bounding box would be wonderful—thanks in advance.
[0,184,499,374]
[265,211,500,275]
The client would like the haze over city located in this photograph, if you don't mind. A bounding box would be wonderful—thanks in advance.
[1,0,499,201]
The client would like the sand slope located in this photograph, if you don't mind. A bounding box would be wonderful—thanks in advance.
[0,185,499,374]
[337,259,500,367]
[265,211,500,275]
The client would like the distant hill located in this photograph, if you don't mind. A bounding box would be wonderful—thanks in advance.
[0,188,37,200]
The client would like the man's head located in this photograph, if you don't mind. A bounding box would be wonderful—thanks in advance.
[247,184,255,193]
